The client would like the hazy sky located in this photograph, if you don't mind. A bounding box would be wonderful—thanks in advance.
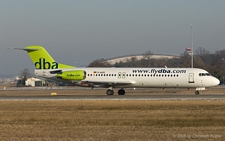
[0,0,225,78]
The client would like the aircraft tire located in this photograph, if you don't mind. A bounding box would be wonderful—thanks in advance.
[118,89,125,95]
[195,91,200,95]
[106,89,114,95]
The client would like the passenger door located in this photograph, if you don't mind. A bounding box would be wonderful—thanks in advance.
[188,73,194,83]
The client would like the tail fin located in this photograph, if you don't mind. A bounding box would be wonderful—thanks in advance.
[14,45,75,69]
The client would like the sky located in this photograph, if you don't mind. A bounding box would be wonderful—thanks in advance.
[0,0,225,78]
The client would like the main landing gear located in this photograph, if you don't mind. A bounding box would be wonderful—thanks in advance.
[106,89,114,95]
[118,89,125,95]
[106,88,125,95]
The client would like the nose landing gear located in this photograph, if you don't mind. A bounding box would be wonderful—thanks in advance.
[195,91,200,95]
[195,87,205,95]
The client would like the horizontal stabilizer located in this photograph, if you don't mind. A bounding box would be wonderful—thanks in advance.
[8,48,40,51]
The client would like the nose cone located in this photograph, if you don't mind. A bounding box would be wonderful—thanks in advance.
[212,77,220,86]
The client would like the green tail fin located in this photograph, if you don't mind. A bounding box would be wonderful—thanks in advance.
[22,45,75,69]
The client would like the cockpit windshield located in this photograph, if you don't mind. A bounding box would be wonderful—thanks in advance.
[205,73,211,76]
[199,73,211,76]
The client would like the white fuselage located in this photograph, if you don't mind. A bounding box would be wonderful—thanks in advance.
[35,67,220,89]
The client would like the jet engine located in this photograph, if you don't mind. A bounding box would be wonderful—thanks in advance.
[56,70,86,81]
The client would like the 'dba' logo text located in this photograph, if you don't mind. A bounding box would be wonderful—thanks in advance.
[35,58,58,69]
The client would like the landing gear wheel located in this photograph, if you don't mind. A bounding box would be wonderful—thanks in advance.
[118,89,125,95]
[195,91,200,95]
[106,89,114,95]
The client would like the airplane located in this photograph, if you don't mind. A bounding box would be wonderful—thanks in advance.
[12,45,220,95]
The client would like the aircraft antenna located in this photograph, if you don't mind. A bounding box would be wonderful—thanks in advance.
[191,24,194,68]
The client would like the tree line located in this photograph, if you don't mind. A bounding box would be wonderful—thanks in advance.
[88,47,225,83]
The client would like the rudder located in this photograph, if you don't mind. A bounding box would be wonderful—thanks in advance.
[22,46,75,69]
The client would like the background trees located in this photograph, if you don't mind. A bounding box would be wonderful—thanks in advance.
[88,58,112,67]
[16,68,31,86]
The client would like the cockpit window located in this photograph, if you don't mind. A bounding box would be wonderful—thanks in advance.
[205,73,211,76]
[199,73,211,76]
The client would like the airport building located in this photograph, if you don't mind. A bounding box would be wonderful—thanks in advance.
[106,53,179,65]
[25,77,45,87]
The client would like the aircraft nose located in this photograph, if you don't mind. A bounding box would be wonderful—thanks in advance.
[212,77,220,86]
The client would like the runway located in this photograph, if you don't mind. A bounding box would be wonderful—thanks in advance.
[1,94,225,100]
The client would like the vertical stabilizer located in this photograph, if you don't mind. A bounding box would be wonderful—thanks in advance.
[20,45,75,69]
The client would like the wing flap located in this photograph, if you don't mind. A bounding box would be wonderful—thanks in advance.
[82,80,135,86]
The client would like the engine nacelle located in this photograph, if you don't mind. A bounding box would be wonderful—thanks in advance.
[56,70,86,81]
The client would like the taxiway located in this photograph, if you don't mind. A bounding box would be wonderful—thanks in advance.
[0,94,225,100]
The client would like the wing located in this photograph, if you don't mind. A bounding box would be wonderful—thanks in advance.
[81,80,136,87]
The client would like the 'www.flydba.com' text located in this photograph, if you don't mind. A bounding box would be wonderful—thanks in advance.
[132,69,186,74]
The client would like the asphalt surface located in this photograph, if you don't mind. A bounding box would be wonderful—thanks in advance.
[0,94,225,100]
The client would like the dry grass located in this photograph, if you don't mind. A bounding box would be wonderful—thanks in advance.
[0,100,225,140]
